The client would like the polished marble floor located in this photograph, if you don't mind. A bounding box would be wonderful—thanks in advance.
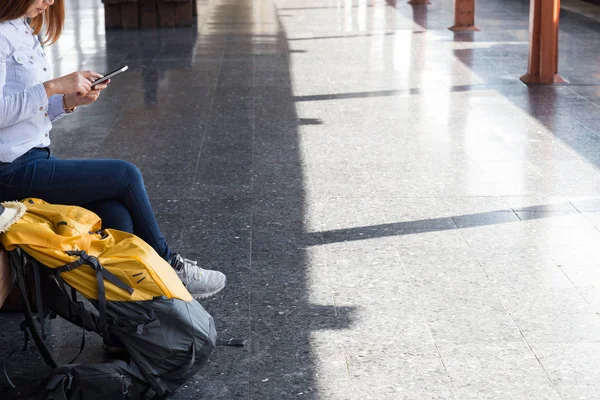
[4,0,600,398]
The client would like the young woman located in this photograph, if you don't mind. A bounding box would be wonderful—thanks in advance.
[0,0,226,299]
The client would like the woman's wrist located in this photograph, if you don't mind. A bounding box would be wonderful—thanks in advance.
[62,94,77,113]
[43,80,56,97]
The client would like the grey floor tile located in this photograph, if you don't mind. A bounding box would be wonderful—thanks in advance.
[483,263,575,291]
[559,264,600,288]
[439,342,561,400]
[546,245,600,266]
[516,211,591,228]
[512,311,600,343]
[425,309,523,345]
[497,287,591,314]
[345,352,456,400]
[531,342,600,400]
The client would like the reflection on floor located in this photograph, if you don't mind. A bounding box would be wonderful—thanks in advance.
[4,0,600,398]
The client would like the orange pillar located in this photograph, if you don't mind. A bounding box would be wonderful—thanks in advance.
[411,2,428,29]
[449,0,478,31]
[408,0,430,5]
[521,0,565,84]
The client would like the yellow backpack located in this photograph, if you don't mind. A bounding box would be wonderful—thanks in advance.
[0,198,191,302]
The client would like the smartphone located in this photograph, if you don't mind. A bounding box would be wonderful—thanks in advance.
[91,65,128,88]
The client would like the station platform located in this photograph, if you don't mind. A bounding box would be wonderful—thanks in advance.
[3,0,600,398]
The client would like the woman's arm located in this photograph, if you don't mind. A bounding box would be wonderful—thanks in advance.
[0,35,102,127]
[48,94,66,121]
[0,36,50,129]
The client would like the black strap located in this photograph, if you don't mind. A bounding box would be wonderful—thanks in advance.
[19,321,30,351]
[56,258,85,274]
[32,258,46,340]
[1,370,72,400]
[61,251,134,295]
[51,269,87,329]
[95,264,108,337]
[61,250,135,340]
[9,250,58,369]
[2,345,21,389]
[66,327,86,365]
[144,388,157,400]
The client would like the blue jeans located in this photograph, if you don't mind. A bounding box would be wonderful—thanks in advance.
[0,148,172,261]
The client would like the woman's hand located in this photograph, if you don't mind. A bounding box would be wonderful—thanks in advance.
[63,80,110,108]
[43,71,103,97]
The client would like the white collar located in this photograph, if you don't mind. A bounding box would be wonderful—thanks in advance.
[8,18,32,33]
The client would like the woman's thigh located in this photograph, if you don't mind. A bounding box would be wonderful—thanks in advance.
[0,153,171,260]
[0,157,141,206]
[84,199,134,233]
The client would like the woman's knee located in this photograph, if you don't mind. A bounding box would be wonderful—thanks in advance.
[115,160,144,190]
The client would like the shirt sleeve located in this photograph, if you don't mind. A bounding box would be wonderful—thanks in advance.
[48,94,66,122]
[0,35,49,129]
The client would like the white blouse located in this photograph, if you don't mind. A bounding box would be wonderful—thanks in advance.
[0,18,66,163]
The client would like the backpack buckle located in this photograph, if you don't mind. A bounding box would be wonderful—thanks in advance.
[144,388,157,399]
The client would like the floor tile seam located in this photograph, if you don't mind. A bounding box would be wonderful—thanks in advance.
[391,247,460,398]
[464,233,568,399]
[251,54,256,132]
[292,99,340,321]
[249,29,256,376]
[571,118,600,147]
[327,63,399,197]
[509,207,600,235]
[431,342,460,400]
[207,16,256,394]
[555,264,600,315]
[178,33,226,247]
[546,130,600,172]
[320,234,352,385]
[520,336,568,399]
[91,89,132,159]
[295,53,355,382]
[493,298,567,396]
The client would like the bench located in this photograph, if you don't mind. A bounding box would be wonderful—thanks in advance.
[104,0,196,29]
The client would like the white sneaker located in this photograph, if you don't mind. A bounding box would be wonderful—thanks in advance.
[171,254,226,299]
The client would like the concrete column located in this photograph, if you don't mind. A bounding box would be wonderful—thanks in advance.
[521,0,565,84]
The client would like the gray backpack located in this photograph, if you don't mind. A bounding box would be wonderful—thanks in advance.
[3,247,217,400]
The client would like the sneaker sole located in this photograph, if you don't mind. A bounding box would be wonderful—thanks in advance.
[190,278,227,300]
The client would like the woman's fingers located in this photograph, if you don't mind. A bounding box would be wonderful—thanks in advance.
[84,89,101,102]
[82,70,103,81]
[77,78,90,93]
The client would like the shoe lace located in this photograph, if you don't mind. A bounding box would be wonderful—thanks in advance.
[180,256,202,281]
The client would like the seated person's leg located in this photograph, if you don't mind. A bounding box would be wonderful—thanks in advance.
[84,199,134,233]
[0,152,226,299]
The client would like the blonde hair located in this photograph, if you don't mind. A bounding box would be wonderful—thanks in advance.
[0,0,65,45]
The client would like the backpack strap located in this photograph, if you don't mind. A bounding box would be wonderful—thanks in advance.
[61,251,134,295]
[9,249,59,369]
[59,250,133,339]
[32,257,46,339]
[6,250,88,372]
